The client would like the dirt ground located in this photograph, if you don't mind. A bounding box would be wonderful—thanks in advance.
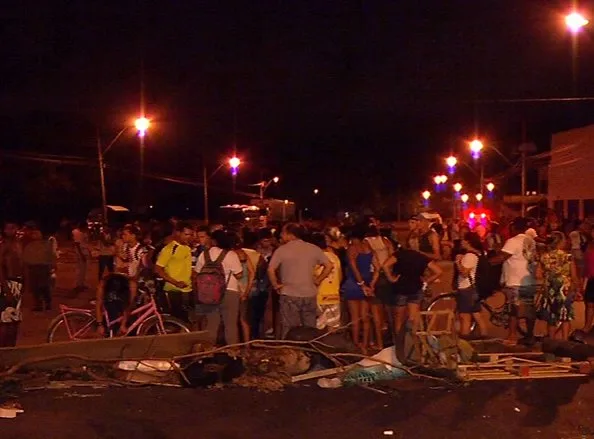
[2,378,594,439]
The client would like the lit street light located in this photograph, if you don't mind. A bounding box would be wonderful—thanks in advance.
[313,188,319,195]
[97,117,150,223]
[203,156,241,224]
[476,193,483,202]
[421,190,431,200]
[134,117,150,137]
[486,182,495,192]
[461,193,469,204]
[251,176,280,200]
[446,156,457,174]
[469,139,484,159]
[229,156,241,175]
[566,12,589,33]
[453,182,463,193]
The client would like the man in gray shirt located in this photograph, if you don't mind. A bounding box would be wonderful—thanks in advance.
[268,223,333,339]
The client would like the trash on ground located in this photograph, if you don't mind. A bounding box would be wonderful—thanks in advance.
[117,360,179,372]
[317,377,342,388]
[0,401,24,419]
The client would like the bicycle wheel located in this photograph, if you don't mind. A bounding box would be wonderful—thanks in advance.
[425,293,475,334]
[47,311,96,343]
[136,315,190,336]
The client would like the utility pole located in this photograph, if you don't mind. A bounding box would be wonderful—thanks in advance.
[518,142,536,217]
[97,134,108,224]
[203,163,209,225]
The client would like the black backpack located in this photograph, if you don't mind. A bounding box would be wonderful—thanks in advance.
[472,252,498,299]
[454,251,498,299]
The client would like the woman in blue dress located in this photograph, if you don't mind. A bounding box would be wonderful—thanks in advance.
[342,228,380,353]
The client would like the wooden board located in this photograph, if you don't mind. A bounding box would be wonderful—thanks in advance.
[0,331,210,370]
[458,351,590,381]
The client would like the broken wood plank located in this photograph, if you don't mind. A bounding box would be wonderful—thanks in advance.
[0,331,210,370]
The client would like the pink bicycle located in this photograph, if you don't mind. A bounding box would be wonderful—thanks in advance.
[47,293,190,343]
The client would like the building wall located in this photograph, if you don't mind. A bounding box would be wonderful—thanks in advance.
[549,124,594,219]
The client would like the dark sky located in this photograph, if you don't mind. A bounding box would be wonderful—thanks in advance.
[1,0,593,216]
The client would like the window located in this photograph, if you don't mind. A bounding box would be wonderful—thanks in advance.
[585,200,594,219]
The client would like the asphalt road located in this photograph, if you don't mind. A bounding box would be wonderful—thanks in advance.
[2,378,594,439]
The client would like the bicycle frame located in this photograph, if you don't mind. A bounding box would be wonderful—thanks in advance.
[58,295,166,340]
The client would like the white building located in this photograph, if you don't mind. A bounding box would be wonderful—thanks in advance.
[548,124,594,219]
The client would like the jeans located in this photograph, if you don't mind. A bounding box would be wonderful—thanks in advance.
[278,295,317,339]
[250,289,269,339]
[98,255,114,280]
[205,290,241,345]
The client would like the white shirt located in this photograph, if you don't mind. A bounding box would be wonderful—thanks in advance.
[457,253,478,290]
[195,247,243,292]
[501,233,536,287]
[123,243,146,278]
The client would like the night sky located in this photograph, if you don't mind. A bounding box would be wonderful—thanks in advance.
[1,0,593,220]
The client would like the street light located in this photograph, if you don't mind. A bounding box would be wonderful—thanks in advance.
[453,182,463,193]
[203,156,241,224]
[229,156,241,175]
[461,193,469,204]
[566,12,589,33]
[97,117,150,223]
[486,182,495,192]
[469,139,484,159]
[446,156,457,174]
[476,193,483,202]
[251,176,280,200]
[421,190,431,200]
[134,117,150,137]
[313,188,319,195]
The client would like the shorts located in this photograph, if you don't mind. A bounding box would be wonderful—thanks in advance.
[585,278,594,304]
[503,285,537,307]
[395,290,424,307]
[456,287,481,314]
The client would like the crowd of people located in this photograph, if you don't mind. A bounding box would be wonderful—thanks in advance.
[1,210,594,353]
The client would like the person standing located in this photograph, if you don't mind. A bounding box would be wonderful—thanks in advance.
[454,232,488,337]
[383,244,442,338]
[492,218,537,346]
[97,227,116,280]
[0,222,24,347]
[417,213,442,260]
[72,222,90,292]
[22,224,56,312]
[195,230,243,345]
[267,223,333,339]
[155,222,194,322]
[536,231,579,340]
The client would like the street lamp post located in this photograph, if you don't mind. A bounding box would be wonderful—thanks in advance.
[203,156,240,224]
[134,117,150,208]
[97,118,149,224]
[566,12,589,96]
[252,176,280,201]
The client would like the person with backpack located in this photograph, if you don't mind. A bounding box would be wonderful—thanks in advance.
[454,232,488,337]
[155,221,194,322]
[194,229,243,345]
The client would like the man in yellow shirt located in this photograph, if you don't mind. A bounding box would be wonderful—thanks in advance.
[311,233,342,330]
[155,221,194,322]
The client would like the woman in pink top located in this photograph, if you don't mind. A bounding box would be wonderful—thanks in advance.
[582,240,594,332]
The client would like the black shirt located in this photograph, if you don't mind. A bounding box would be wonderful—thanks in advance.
[392,249,430,295]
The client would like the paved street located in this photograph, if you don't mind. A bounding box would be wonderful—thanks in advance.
[2,379,594,439]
